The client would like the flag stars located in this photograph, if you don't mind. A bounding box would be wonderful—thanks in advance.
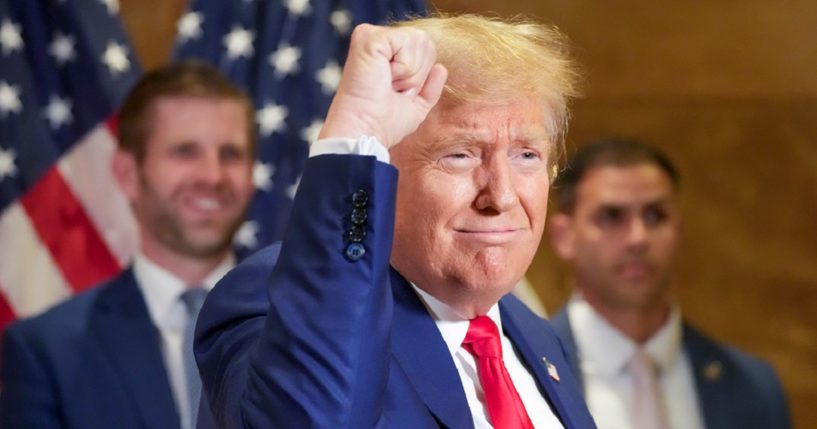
[256,103,288,137]
[102,41,130,75]
[177,11,204,43]
[49,32,76,65]
[269,44,301,77]
[330,10,352,35]
[223,26,254,60]
[234,220,259,249]
[100,0,119,15]
[285,0,311,16]
[0,81,22,117]
[253,161,274,192]
[44,96,73,129]
[0,18,23,55]
[301,119,323,144]
[316,61,341,94]
[0,147,17,181]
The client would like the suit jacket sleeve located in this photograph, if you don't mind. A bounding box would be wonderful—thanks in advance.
[195,154,398,429]
[0,322,64,429]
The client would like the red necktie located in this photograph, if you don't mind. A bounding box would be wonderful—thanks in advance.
[463,316,534,429]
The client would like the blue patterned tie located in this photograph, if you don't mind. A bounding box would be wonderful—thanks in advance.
[181,288,208,429]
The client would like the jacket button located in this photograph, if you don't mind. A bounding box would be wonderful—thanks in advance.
[347,227,366,242]
[352,190,369,208]
[345,243,366,261]
[350,208,367,225]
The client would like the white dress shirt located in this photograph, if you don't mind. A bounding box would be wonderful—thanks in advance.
[413,286,565,429]
[133,253,235,429]
[566,296,706,429]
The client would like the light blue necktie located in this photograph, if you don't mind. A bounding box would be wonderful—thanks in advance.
[181,288,208,429]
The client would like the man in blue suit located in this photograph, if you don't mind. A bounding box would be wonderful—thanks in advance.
[195,14,596,429]
[547,139,792,429]
[0,62,256,429]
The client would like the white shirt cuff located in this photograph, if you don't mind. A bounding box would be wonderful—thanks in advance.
[308,136,390,164]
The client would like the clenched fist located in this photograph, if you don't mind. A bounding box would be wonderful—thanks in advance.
[319,24,448,149]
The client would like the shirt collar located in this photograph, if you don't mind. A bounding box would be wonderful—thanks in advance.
[567,294,682,377]
[133,252,235,328]
[410,284,503,356]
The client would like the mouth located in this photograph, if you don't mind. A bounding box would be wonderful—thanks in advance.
[454,228,522,245]
[187,195,227,214]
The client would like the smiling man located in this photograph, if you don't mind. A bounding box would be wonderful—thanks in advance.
[194,14,596,429]
[0,61,255,429]
[548,138,792,429]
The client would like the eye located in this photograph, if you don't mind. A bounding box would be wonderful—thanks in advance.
[439,150,480,173]
[595,206,625,228]
[170,142,198,159]
[220,145,248,163]
[643,205,669,226]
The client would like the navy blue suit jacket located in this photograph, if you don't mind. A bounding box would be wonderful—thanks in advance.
[0,269,214,429]
[195,154,597,428]
[551,311,792,429]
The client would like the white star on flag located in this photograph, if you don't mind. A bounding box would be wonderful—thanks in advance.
[253,161,274,192]
[301,119,323,144]
[316,61,341,94]
[330,10,352,35]
[102,41,130,75]
[256,103,288,137]
[285,0,312,16]
[44,96,73,129]
[223,26,254,60]
[177,11,204,43]
[0,81,23,117]
[0,18,23,55]
[99,0,119,15]
[234,220,259,249]
[0,147,17,181]
[49,33,77,65]
[269,44,301,77]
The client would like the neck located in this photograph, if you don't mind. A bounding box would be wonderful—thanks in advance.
[580,290,671,344]
[139,239,228,286]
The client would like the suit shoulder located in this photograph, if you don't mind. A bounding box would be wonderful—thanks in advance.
[3,275,124,351]
[684,323,785,394]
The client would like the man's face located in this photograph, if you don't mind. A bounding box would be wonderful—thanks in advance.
[550,164,680,312]
[389,98,553,314]
[123,96,254,259]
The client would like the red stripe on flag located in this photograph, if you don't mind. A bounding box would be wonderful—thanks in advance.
[21,168,121,293]
[0,287,17,332]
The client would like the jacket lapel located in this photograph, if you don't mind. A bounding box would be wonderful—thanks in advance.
[90,269,180,429]
[389,271,474,429]
[684,324,731,429]
[500,296,588,429]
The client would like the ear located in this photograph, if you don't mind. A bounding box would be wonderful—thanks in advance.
[547,212,576,261]
[111,149,139,201]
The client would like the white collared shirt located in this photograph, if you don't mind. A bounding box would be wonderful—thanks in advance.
[567,296,706,429]
[413,285,565,429]
[133,253,235,429]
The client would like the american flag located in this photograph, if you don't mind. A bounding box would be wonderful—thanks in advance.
[0,0,141,331]
[173,0,426,258]
[0,0,426,331]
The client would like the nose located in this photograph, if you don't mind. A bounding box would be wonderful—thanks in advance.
[474,155,518,213]
[625,217,649,250]
[195,151,228,185]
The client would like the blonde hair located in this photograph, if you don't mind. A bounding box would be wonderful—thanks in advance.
[397,14,581,167]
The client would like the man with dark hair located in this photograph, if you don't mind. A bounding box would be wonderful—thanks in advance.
[0,61,255,429]
[548,138,791,429]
